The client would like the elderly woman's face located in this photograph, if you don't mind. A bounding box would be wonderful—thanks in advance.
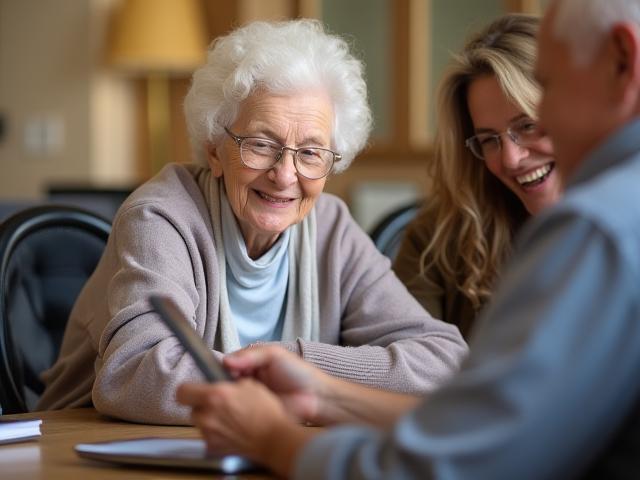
[208,89,333,257]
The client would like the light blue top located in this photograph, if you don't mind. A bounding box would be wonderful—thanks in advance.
[220,194,288,347]
[295,120,640,480]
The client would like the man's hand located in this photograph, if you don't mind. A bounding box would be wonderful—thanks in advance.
[223,345,332,424]
[177,372,322,476]
[177,379,288,457]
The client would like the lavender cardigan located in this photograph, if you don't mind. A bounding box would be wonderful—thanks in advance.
[37,164,467,424]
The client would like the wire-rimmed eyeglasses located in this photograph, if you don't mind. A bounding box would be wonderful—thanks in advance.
[224,127,341,180]
[465,118,546,161]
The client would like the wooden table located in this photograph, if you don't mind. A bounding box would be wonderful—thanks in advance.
[0,408,272,479]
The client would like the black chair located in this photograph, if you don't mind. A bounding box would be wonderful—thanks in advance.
[0,205,111,414]
[0,200,40,223]
[369,202,422,260]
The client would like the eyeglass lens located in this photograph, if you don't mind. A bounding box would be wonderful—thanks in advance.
[468,119,543,160]
[240,137,334,179]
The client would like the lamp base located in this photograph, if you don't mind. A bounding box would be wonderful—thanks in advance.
[147,74,171,175]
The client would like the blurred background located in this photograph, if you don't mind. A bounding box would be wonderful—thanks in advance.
[0,0,547,230]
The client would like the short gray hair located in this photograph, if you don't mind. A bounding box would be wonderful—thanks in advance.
[551,0,640,65]
[183,19,372,173]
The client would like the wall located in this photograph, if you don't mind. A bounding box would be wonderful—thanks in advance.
[322,0,391,141]
[0,0,137,199]
[428,0,504,134]
[90,0,138,187]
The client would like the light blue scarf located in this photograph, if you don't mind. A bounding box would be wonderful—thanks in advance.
[198,169,319,352]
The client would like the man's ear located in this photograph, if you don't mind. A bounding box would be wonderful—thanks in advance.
[610,22,640,104]
[206,143,224,178]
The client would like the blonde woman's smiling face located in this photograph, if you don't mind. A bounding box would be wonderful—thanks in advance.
[467,75,562,215]
[208,89,334,258]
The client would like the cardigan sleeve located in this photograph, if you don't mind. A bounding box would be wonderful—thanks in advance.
[294,198,468,394]
[92,201,216,425]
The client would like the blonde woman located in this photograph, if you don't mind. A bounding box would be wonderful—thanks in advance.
[394,14,562,338]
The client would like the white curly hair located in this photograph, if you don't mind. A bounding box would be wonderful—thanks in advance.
[183,19,372,173]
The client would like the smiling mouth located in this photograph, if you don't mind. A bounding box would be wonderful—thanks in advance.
[516,163,554,188]
[255,190,294,204]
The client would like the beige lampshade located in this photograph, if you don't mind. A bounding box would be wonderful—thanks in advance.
[108,0,208,73]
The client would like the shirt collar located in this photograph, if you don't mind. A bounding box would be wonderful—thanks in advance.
[569,117,640,189]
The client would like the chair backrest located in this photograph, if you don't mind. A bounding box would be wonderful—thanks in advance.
[0,205,111,414]
[47,186,133,221]
[369,202,421,260]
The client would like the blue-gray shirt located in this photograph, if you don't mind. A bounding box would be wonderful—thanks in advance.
[295,120,640,480]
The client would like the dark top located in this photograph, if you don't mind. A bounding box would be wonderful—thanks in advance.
[393,208,478,339]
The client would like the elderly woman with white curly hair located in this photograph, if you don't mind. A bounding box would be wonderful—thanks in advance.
[37,19,467,424]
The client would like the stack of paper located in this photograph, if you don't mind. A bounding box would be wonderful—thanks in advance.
[0,418,42,445]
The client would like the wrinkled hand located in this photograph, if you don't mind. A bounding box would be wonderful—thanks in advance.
[223,345,330,424]
[176,378,290,460]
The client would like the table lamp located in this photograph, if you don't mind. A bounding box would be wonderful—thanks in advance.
[108,0,207,175]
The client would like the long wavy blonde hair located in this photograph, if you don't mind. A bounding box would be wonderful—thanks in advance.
[420,14,541,310]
